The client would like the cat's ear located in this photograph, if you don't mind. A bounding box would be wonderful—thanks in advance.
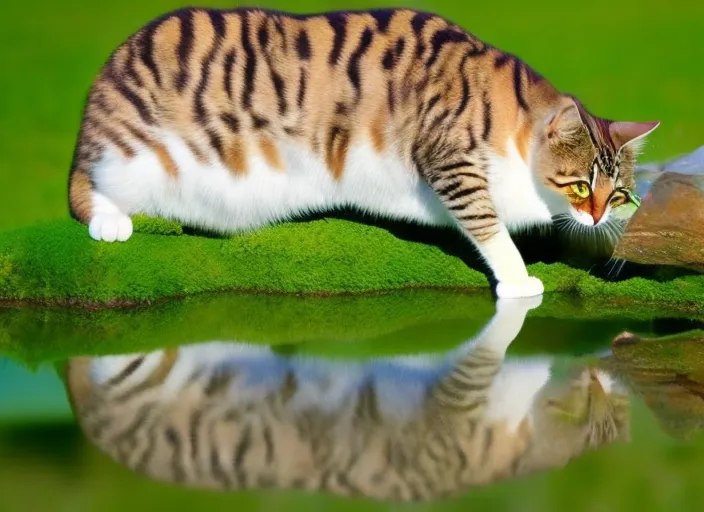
[571,98,612,147]
[545,102,583,143]
[609,120,660,152]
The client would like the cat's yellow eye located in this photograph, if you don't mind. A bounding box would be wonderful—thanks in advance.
[570,182,591,199]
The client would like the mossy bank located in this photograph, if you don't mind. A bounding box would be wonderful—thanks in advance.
[0,217,701,317]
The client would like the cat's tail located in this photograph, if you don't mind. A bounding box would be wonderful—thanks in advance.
[68,95,102,226]
[68,167,95,225]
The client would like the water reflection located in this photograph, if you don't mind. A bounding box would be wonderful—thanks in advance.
[64,296,630,502]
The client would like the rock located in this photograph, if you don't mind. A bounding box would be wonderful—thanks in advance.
[614,170,704,272]
[634,168,664,198]
[661,145,704,175]
[635,145,704,197]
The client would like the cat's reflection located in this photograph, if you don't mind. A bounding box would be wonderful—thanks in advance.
[64,297,630,501]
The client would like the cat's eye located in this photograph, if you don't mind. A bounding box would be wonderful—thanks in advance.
[570,182,591,199]
[611,189,641,208]
[610,192,627,207]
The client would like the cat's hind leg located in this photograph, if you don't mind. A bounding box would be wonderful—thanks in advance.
[69,169,133,243]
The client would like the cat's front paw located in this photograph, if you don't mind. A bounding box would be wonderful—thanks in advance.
[495,276,544,299]
[89,213,133,242]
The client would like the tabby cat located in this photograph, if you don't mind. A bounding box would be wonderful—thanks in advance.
[67,7,659,298]
[64,297,630,501]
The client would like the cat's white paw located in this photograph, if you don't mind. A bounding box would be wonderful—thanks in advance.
[495,294,543,313]
[89,213,133,242]
[495,276,544,299]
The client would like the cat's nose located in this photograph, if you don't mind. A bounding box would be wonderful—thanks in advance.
[592,203,608,224]
[590,184,610,224]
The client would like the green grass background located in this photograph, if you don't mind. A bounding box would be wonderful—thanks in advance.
[1,0,703,510]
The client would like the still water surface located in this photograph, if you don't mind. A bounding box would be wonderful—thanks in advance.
[1,291,704,511]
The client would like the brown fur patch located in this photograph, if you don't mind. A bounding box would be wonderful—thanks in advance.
[258,137,284,171]
[370,120,386,153]
[224,140,247,175]
[326,129,351,180]
[515,121,532,162]
[69,170,94,223]
[152,143,179,176]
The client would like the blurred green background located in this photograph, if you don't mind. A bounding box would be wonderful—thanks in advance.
[1,0,703,510]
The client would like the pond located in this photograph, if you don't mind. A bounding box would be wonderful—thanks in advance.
[1,290,704,511]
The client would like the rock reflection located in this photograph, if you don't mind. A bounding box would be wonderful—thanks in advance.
[610,330,704,441]
[64,297,630,502]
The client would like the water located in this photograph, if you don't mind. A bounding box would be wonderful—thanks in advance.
[1,290,704,511]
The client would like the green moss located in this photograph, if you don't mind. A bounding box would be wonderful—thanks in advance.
[131,214,183,236]
[0,218,702,319]
[0,254,12,289]
[0,218,481,305]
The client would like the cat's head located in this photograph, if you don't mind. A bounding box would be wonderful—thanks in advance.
[518,364,631,474]
[532,96,659,247]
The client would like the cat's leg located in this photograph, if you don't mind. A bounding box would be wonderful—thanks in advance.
[379,295,539,374]
[430,296,542,414]
[477,226,543,299]
[470,295,543,355]
[69,169,133,243]
[445,295,543,364]
[426,162,543,299]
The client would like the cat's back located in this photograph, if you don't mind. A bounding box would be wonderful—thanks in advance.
[90,5,499,148]
[98,6,465,126]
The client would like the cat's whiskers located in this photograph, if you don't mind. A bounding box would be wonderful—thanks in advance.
[605,220,624,246]
[606,257,628,279]
[551,212,626,256]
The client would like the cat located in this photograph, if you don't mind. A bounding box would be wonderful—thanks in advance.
[64,297,630,501]
[67,7,659,298]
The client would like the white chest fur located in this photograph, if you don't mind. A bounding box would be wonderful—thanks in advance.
[487,140,565,232]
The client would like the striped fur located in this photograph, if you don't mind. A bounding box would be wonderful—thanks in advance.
[67,7,659,298]
[64,298,630,501]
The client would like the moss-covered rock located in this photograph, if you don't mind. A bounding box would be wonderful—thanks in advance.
[0,217,702,317]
